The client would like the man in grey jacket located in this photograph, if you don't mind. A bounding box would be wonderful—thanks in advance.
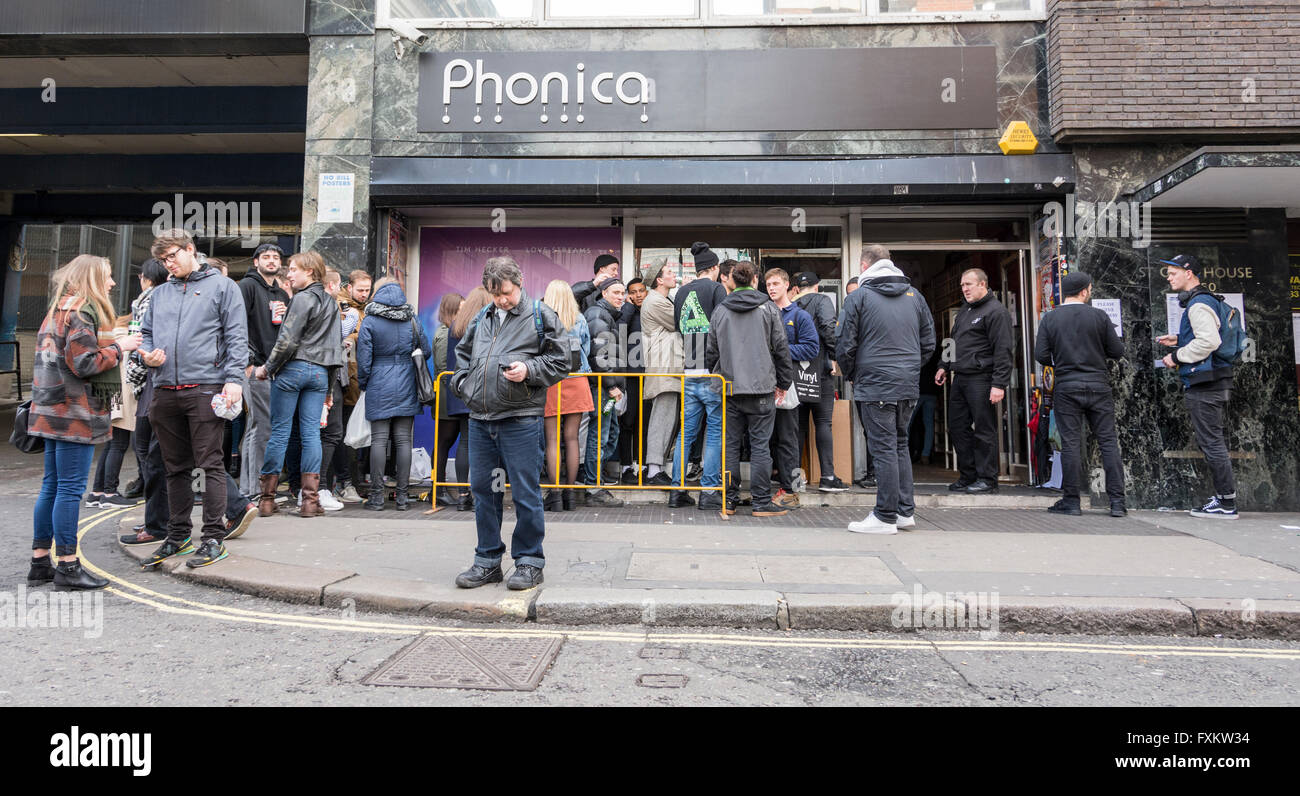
[836,259,936,534]
[139,229,249,569]
[450,257,569,591]
[706,261,795,517]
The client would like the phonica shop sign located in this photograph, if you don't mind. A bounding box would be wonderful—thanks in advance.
[417,48,997,133]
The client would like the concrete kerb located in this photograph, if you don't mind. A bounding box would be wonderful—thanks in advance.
[110,517,1300,638]
[1181,598,1300,641]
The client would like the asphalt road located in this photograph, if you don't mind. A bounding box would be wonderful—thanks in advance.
[3,486,1299,707]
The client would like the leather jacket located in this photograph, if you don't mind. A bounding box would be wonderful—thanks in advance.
[450,290,569,421]
[264,281,344,377]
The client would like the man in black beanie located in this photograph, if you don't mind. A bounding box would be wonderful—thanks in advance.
[1034,271,1126,516]
[573,253,622,313]
[667,242,728,508]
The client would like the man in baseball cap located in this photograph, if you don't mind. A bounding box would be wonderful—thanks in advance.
[1156,252,1240,519]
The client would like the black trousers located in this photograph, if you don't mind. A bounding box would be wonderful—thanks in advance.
[149,385,228,544]
[133,413,169,535]
[1054,383,1124,503]
[770,407,801,491]
[1184,387,1236,497]
[725,394,776,506]
[797,388,836,481]
[948,372,999,482]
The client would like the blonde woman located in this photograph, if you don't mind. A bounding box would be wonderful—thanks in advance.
[28,255,141,590]
[541,280,593,511]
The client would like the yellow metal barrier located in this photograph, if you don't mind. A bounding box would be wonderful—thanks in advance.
[428,370,729,515]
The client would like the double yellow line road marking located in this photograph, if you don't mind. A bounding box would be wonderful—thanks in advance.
[77,505,1300,662]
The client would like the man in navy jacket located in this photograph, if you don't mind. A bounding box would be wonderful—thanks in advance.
[765,268,820,509]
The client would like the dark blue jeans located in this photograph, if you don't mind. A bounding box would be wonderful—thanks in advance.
[670,377,722,487]
[581,382,619,485]
[469,416,546,569]
[262,360,328,477]
[33,439,96,556]
[858,399,917,524]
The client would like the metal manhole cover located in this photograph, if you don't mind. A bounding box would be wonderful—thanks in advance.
[637,674,689,688]
[362,634,564,691]
[638,647,685,660]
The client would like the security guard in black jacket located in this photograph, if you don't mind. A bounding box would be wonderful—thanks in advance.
[934,268,1014,494]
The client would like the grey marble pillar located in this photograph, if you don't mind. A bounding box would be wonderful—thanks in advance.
[302,3,375,274]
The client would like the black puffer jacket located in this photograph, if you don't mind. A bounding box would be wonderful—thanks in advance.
[583,298,627,391]
[450,290,569,421]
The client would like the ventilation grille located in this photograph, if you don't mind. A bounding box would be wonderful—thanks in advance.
[1149,209,1250,245]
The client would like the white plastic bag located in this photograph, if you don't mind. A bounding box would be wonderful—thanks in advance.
[344,392,371,448]
[776,381,800,410]
[409,446,433,483]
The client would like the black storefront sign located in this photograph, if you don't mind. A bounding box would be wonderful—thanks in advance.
[418,47,997,134]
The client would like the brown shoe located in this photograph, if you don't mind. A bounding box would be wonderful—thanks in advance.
[258,473,280,517]
[773,489,800,509]
[299,473,324,518]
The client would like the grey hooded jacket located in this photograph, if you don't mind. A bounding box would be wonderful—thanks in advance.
[836,260,936,403]
[141,263,249,387]
[705,286,794,397]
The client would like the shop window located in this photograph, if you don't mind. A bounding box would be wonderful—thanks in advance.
[878,0,1034,11]
[549,0,696,17]
[861,217,1026,245]
[388,0,534,20]
[713,0,861,15]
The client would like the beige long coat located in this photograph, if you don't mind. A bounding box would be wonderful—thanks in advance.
[640,289,684,399]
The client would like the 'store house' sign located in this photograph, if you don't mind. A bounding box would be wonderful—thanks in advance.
[417,47,997,134]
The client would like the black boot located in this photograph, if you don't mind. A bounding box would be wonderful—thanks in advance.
[561,485,575,511]
[53,559,109,591]
[544,490,562,512]
[27,555,56,586]
[457,490,474,512]
[394,485,409,512]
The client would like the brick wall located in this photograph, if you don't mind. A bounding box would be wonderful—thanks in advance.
[1048,0,1300,141]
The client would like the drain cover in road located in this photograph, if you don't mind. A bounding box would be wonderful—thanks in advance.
[362,634,563,691]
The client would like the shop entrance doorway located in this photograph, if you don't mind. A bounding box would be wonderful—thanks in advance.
[884,247,1033,485]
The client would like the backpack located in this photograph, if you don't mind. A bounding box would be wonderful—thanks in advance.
[1211,298,1247,364]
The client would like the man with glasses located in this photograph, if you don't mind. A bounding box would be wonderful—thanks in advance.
[139,229,249,569]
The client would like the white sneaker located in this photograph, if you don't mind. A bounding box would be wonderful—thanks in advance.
[847,513,897,535]
[895,514,917,530]
[337,485,363,503]
[318,489,344,512]
[296,490,303,507]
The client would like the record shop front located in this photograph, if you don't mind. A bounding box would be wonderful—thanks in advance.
[305,18,1078,498]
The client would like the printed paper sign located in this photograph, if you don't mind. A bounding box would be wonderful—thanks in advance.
[1093,298,1122,338]
[1165,292,1245,336]
[317,173,355,223]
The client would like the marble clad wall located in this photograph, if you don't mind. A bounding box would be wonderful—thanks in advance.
[1071,145,1300,510]
[302,1,374,271]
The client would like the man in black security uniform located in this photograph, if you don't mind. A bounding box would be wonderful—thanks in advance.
[1034,272,1127,517]
[935,267,1014,494]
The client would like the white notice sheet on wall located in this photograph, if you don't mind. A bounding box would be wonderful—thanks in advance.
[1293,312,1300,366]
[1093,298,1122,337]
[1165,292,1246,336]
[317,173,355,223]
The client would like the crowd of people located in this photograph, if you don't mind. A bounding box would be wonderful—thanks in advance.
[24,230,1241,592]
